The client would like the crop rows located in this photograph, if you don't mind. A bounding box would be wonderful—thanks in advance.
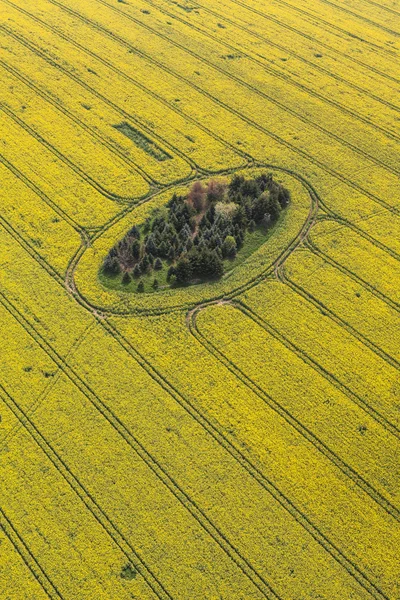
[4,0,400,256]
[0,520,51,600]
[2,0,246,172]
[0,387,162,600]
[115,311,399,599]
[283,247,400,364]
[184,0,400,82]
[0,227,285,598]
[191,302,400,506]
[0,198,390,599]
[242,278,400,430]
[30,0,400,217]
[1,0,399,596]
[133,0,400,132]
[4,0,400,230]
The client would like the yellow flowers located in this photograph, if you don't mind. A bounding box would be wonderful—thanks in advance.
[0,0,399,597]
[74,169,311,311]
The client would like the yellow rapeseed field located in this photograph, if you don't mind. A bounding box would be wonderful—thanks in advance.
[0,0,399,598]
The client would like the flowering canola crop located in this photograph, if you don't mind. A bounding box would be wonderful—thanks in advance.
[0,0,399,597]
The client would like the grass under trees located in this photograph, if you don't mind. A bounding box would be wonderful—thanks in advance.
[101,172,290,294]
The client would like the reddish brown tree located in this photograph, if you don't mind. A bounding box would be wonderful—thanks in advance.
[188,181,206,213]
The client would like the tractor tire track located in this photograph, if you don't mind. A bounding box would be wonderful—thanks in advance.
[0,507,64,600]
[237,300,400,438]
[0,321,98,452]
[302,0,400,36]
[307,237,400,312]
[184,0,400,84]
[0,102,150,204]
[272,0,400,51]
[0,385,173,600]
[0,153,85,237]
[104,317,391,600]
[360,0,400,17]
[7,19,400,190]
[94,0,400,115]
[6,0,400,236]
[189,303,400,518]
[0,24,198,182]
[0,292,282,600]
[106,0,400,177]
[0,60,158,194]
[278,265,400,370]
[1,0,252,168]
[42,0,400,216]
[313,215,400,262]
[0,187,391,600]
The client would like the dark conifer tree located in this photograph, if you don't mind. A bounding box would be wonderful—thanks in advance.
[175,256,192,283]
[122,272,131,285]
[154,257,163,270]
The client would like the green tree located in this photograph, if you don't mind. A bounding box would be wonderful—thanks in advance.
[122,271,131,285]
[154,257,163,270]
[175,256,192,283]
[167,265,176,281]
[222,235,237,258]
[128,225,140,239]
[131,239,141,260]
[140,254,150,273]
[167,246,176,262]
[103,256,121,276]
[137,280,145,293]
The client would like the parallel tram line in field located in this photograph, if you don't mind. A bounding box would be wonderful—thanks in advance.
[0,291,283,600]
[0,152,84,236]
[137,0,400,117]
[106,0,400,174]
[103,319,391,600]
[0,26,196,183]
[0,320,98,452]
[188,303,400,517]
[0,24,201,181]
[0,217,391,600]
[313,215,400,262]
[235,301,400,438]
[0,0,253,168]
[5,1,396,222]
[1,0,399,595]
[0,60,159,193]
[307,237,400,312]
[93,0,400,115]
[184,0,400,84]
[6,0,400,195]
[0,215,66,285]
[0,507,63,600]
[278,264,400,371]
[361,0,400,17]
[38,0,400,216]
[300,0,400,36]
[0,102,152,205]
[5,0,400,241]
[0,385,174,600]
[271,0,400,50]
